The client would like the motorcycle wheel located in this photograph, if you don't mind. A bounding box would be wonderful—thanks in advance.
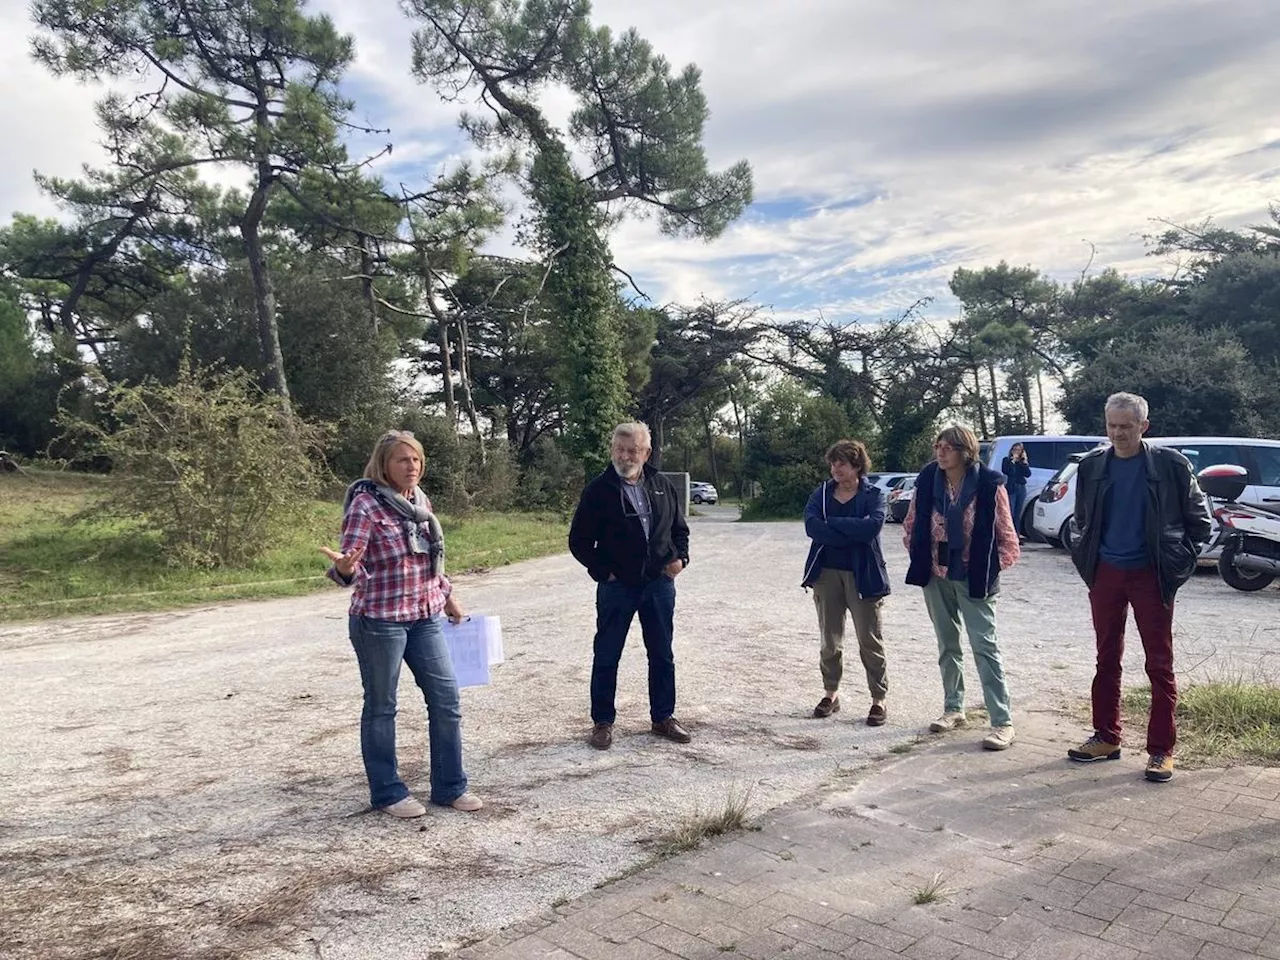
[1217,544,1276,592]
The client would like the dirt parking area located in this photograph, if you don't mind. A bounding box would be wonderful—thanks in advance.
[2,510,1278,959]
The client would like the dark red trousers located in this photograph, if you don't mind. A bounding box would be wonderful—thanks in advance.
[1088,561,1177,755]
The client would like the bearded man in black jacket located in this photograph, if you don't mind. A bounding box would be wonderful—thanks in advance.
[569,423,692,751]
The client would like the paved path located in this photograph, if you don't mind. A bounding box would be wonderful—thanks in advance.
[460,710,1280,960]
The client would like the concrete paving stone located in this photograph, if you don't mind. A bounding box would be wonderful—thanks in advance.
[592,912,660,942]
[1197,945,1275,960]
[775,945,847,960]
[959,890,1029,921]
[1159,914,1263,953]
[827,914,920,953]
[1071,897,1125,924]
[634,891,741,937]
[483,935,580,959]
[714,904,787,934]
[1059,860,1113,885]
[1082,880,1140,909]
[1110,902,1172,933]
[901,935,966,960]
[1131,890,1226,925]
[1012,901,1107,938]
[1260,939,1280,960]
[1185,885,1240,912]
[728,928,798,960]
[769,915,855,953]
[927,905,1003,934]
[690,921,747,949]
[758,891,845,926]
[949,950,1002,960]
[1136,928,1205,960]
[538,922,624,958]
[841,943,911,960]
[1233,892,1280,919]
[894,912,1019,960]
[1104,871,1195,901]
[1020,930,1105,960]
[1230,781,1280,802]
[636,923,701,955]
[1097,922,1155,953]
[1075,940,1139,960]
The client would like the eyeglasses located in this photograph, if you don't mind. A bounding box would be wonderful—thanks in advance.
[933,442,956,454]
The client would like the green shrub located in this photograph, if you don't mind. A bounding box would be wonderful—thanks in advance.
[63,365,328,568]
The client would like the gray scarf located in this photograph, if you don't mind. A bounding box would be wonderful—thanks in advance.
[344,479,445,577]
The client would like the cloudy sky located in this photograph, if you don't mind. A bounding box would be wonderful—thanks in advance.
[2,0,1279,321]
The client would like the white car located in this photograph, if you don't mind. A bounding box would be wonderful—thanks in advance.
[1031,456,1083,548]
[866,472,912,492]
[690,481,718,505]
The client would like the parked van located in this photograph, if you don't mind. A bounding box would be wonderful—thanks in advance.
[983,434,1106,533]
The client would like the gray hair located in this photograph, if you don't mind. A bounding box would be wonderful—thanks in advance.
[1105,392,1149,422]
[611,421,652,449]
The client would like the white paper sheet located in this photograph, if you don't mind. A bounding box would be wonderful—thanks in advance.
[443,615,504,688]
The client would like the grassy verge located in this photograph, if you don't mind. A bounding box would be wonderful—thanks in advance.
[0,470,567,623]
[1122,681,1280,767]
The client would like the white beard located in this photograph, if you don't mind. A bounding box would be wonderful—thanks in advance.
[613,459,642,480]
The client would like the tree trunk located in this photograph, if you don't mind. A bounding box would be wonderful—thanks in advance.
[358,235,379,334]
[650,415,665,469]
[703,412,720,488]
[454,312,486,464]
[971,364,987,437]
[986,362,1000,435]
[419,253,457,426]
[1036,371,1046,433]
[1018,370,1034,429]
[242,175,292,413]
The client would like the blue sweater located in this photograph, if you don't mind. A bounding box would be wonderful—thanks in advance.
[801,479,890,598]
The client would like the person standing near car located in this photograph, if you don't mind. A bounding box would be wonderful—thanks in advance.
[801,440,892,726]
[904,425,1021,750]
[1067,393,1211,782]
[569,422,692,750]
[1001,443,1032,540]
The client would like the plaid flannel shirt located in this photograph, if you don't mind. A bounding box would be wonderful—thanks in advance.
[327,491,451,621]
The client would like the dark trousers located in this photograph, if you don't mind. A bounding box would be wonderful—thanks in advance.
[590,577,677,724]
[1088,561,1177,755]
[1008,485,1027,535]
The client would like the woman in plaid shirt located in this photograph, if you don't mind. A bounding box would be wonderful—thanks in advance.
[322,431,482,819]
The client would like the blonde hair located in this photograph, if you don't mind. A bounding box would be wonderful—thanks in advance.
[364,430,426,487]
[935,424,980,466]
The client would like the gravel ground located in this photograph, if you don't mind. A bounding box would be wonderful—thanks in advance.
[2,506,1278,959]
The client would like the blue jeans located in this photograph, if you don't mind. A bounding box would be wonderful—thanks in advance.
[348,614,468,808]
[591,577,677,724]
[1008,485,1027,536]
[921,578,1013,727]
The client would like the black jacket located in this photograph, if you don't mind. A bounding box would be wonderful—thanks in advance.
[1070,443,1212,605]
[569,463,690,586]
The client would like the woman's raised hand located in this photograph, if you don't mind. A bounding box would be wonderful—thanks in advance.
[320,544,366,577]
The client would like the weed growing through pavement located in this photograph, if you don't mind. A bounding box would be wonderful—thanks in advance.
[649,784,754,859]
[911,872,950,905]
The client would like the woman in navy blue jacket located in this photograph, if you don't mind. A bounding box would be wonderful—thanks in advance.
[801,440,891,726]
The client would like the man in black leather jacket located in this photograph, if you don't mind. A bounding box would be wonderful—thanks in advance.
[569,422,691,751]
[1066,393,1211,783]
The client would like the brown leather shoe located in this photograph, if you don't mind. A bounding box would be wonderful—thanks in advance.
[651,716,692,743]
[866,703,887,726]
[813,696,840,718]
[589,722,613,750]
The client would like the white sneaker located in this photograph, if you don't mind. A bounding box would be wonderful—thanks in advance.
[381,796,427,818]
[982,726,1015,751]
[450,792,483,812]
[929,711,968,733]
